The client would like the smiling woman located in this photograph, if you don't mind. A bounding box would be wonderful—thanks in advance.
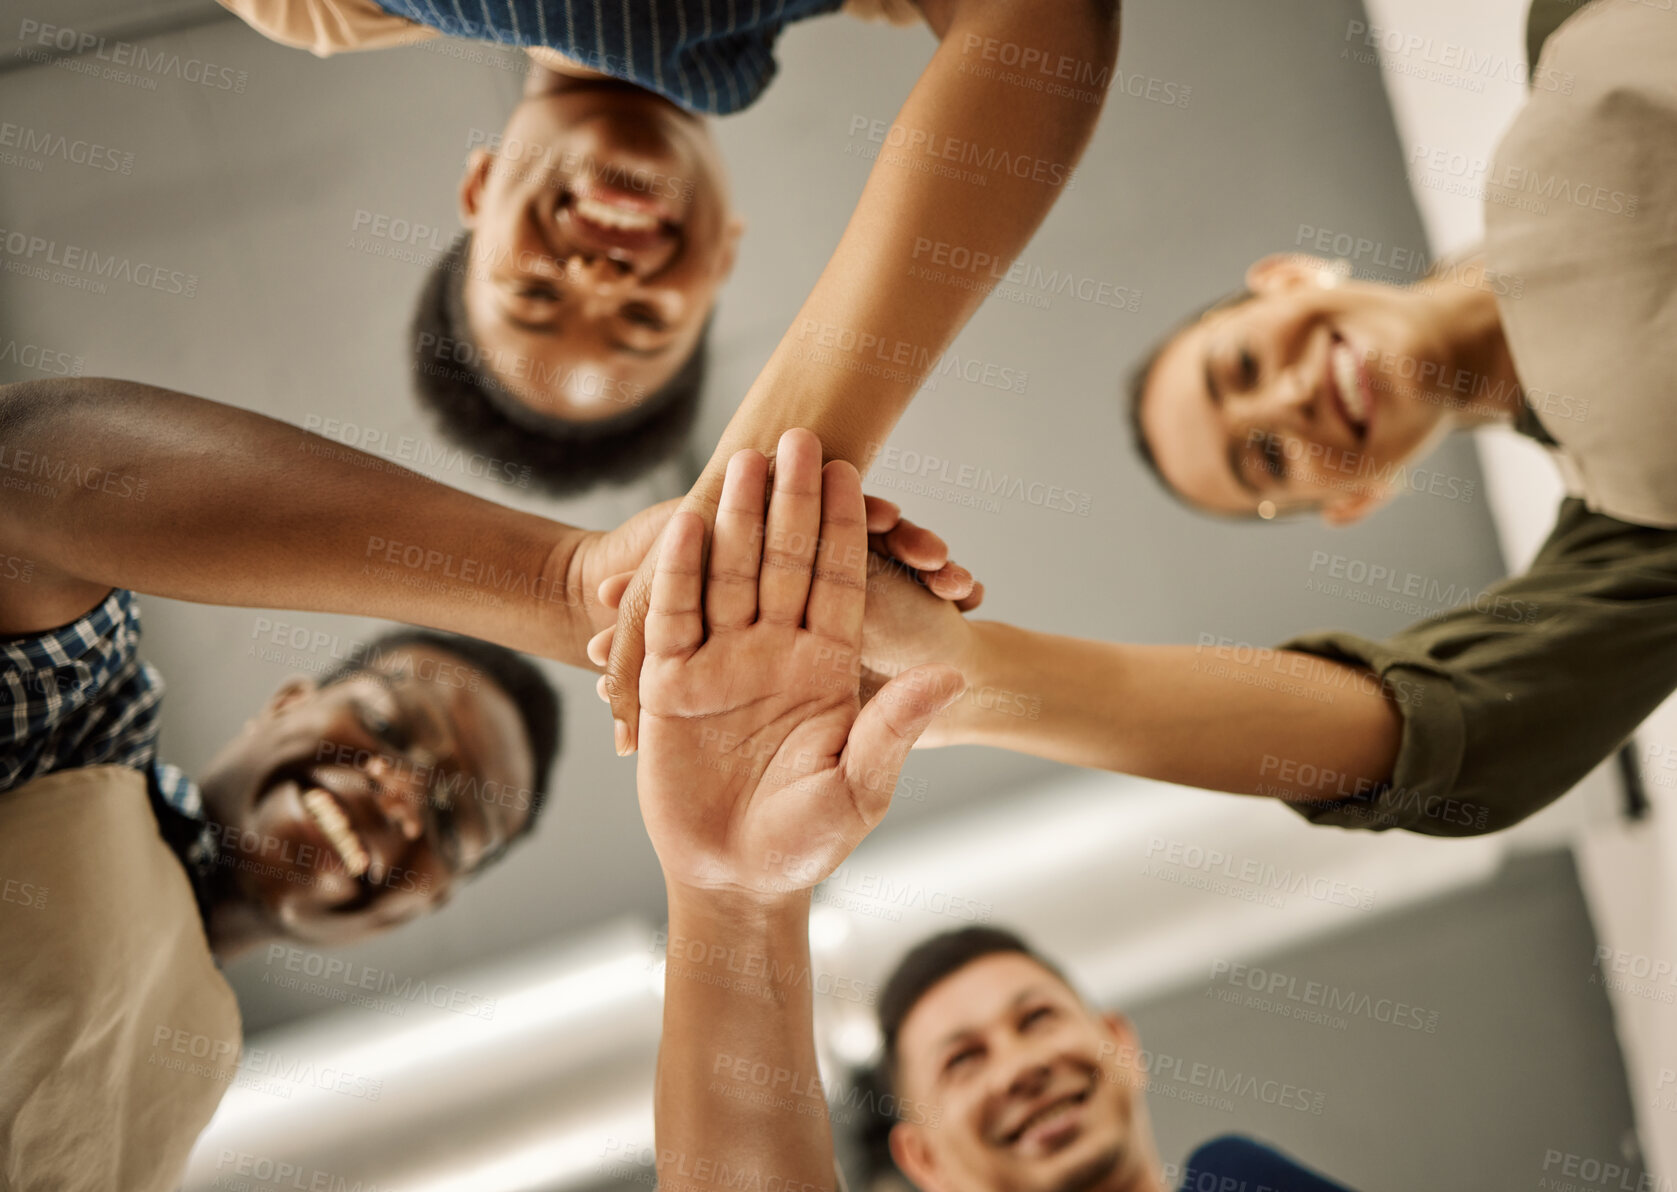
[1128,254,1518,524]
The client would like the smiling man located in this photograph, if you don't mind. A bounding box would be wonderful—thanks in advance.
[406,60,734,495]
[212,0,1114,502]
[0,609,555,1189]
[0,371,598,1191]
[193,630,552,951]
[875,927,1352,1192]
[0,378,966,1192]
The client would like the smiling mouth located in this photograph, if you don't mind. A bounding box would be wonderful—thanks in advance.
[1003,1084,1092,1147]
[301,785,370,879]
[555,175,682,266]
[1328,334,1370,441]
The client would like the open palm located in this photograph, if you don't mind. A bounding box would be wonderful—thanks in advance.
[636,430,962,898]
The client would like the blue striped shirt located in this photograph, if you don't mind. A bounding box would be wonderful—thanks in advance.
[371,0,846,114]
[2,589,217,888]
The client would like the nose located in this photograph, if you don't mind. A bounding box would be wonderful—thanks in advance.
[562,252,635,303]
[364,754,427,843]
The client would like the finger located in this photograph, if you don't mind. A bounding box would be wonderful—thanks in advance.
[758,428,824,624]
[644,512,708,660]
[841,664,965,824]
[863,494,901,534]
[955,581,985,613]
[706,449,769,631]
[875,517,949,573]
[605,555,658,755]
[587,624,615,668]
[921,562,975,602]
[597,571,634,613]
[595,674,611,704]
[805,460,869,643]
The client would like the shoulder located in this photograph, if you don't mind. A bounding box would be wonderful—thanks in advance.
[1181,1135,1356,1192]
[215,0,436,55]
[1532,0,1677,105]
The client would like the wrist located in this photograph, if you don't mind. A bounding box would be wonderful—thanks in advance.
[663,881,814,980]
[665,878,813,923]
[525,524,594,665]
[943,620,1033,746]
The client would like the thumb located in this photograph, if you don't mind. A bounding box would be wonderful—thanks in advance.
[604,565,656,755]
[841,664,965,822]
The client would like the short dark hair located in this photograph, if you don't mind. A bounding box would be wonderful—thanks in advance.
[319,627,560,862]
[876,926,1074,1098]
[1124,288,1254,512]
[409,233,708,498]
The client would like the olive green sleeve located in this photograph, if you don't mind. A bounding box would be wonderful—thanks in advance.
[1281,500,1677,836]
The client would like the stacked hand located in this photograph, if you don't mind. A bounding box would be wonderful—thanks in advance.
[595,452,983,755]
[611,430,965,898]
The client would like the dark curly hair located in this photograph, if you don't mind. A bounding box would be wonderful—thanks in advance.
[410,233,709,498]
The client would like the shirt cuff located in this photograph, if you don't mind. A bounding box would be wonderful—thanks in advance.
[1278,631,1487,836]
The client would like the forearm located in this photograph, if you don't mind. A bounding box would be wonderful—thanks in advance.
[947,621,1403,801]
[687,0,1119,513]
[0,379,591,659]
[657,886,835,1192]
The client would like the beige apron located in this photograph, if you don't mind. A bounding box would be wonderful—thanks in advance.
[0,766,242,1191]
[1484,0,1677,528]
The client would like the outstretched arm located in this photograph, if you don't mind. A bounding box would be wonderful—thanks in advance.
[638,431,962,1192]
[0,377,667,660]
[859,559,1403,804]
[605,0,1121,749]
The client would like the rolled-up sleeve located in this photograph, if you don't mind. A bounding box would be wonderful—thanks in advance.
[1281,499,1677,836]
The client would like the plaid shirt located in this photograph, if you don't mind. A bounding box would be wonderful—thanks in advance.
[1,589,218,891]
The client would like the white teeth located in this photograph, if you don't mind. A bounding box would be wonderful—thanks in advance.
[1332,343,1367,426]
[302,787,369,878]
[573,195,659,232]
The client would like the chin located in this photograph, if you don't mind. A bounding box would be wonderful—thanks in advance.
[1013,1142,1123,1192]
[1057,1142,1126,1192]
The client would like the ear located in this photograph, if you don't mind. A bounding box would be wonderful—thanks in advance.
[890,1122,947,1192]
[1099,1010,1136,1046]
[1245,252,1336,296]
[263,676,317,717]
[458,147,494,228]
[1320,484,1394,526]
